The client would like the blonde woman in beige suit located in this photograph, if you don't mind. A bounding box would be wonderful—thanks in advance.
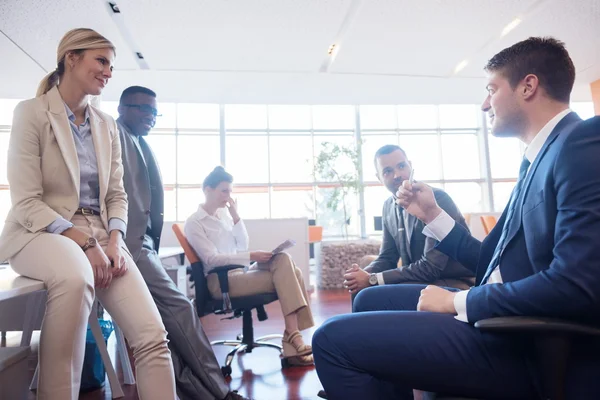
[0,29,176,400]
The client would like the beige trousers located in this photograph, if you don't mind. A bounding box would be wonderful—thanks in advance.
[207,252,314,331]
[10,215,176,400]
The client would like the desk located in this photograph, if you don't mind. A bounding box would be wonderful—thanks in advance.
[0,267,45,303]
[0,266,128,398]
[158,246,185,264]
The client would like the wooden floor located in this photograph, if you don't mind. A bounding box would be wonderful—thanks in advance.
[25,288,351,400]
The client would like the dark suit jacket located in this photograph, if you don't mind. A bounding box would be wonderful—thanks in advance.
[368,188,474,285]
[117,119,164,261]
[437,113,600,325]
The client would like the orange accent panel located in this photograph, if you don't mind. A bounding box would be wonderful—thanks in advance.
[480,215,498,235]
[592,79,600,116]
[308,226,323,243]
[172,223,200,264]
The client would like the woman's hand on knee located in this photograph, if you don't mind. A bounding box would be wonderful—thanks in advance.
[85,246,113,288]
[105,242,128,278]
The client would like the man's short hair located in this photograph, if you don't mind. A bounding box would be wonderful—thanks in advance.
[373,144,407,171]
[119,86,157,105]
[484,37,575,103]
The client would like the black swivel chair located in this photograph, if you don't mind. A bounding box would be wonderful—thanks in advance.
[173,223,285,377]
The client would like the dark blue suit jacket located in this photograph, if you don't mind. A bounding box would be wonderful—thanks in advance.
[438,112,600,324]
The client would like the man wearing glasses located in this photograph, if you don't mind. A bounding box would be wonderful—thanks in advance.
[117,86,247,400]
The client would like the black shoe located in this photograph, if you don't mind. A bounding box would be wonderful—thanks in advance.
[224,390,251,400]
[317,390,328,399]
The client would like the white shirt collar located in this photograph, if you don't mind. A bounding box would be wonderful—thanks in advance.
[196,204,226,220]
[525,108,571,164]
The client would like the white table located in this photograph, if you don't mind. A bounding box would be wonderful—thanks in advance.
[0,265,129,398]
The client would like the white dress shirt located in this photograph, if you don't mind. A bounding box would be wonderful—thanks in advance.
[184,205,251,274]
[422,108,572,322]
[375,206,411,286]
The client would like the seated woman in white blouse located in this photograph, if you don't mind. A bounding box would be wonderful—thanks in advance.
[184,166,315,366]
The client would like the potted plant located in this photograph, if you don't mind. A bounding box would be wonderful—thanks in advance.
[313,140,362,239]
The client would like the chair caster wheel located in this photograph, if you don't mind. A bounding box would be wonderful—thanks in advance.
[221,365,232,377]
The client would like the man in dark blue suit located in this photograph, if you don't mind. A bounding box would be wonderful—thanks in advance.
[312,37,600,400]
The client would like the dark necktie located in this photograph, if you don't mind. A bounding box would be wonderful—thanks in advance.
[481,157,531,284]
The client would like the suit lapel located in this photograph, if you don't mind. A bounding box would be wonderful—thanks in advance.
[504,112,580,244]
[45,87,80,194]
[89,109,110,205]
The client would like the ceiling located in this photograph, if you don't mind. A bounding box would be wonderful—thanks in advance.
[1,0,598,104]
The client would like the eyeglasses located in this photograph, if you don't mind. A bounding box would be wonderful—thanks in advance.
[122,104,162,117]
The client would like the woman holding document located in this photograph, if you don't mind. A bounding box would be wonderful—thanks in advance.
[184,166,315,366]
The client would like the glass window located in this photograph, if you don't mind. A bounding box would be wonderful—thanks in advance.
[225,136,269,183]
[268,105,311,130]
[225,105,268,130]
[571,102,595,120]
[177,136,221,184]
[233,190,270,219]
[313,136,357,183]
[145,135,176,184]
[492,182,516,212]
[316,187,359,238]
[99,101,119,120]
[359,105,397,130]
[177,103,220,130]
[397,105,438,129]
[0,99,21,125]
[154,103,177,129]
[269,136,313,183]
[361,134,397,181]
[443,182,483,213]
[177,188,205,220]
[312,105,355,130]
[441,134,481,179]
[163,188,177,221]
[438,104,480,129]
[270,187,315,219]
[0,133,8,185]
[399,134,442,180]
[363,185,390,235]
[488,134,523,179]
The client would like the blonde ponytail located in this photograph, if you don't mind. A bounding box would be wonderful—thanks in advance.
[36,69,60,97]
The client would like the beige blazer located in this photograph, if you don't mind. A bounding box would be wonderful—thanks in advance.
[0,86,127,262]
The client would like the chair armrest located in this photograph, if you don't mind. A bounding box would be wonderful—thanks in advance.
[474,316,600,336]
[207,265,246,313]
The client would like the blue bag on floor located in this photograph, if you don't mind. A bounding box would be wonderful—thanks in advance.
[80,319,114,392]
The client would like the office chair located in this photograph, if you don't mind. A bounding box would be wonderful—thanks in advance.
[172,223,284,377]
[480,215,498,235]
[436,316,600,400]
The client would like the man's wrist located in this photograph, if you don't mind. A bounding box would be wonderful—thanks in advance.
[424,206,443,225]
[447,292,458,314]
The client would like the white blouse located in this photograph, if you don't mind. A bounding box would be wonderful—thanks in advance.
[184,205,251,274]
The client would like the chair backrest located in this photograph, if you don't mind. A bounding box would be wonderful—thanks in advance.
[308,226,323,243]
[171,223,212,317]
[172,223,200,264]
[480,215,498,235]
[463,213,472,227]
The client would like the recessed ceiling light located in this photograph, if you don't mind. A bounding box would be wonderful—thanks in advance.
[501,18,522,37]
[454,59,469,74]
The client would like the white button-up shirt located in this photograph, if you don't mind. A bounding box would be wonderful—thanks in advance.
[184,205,251,274]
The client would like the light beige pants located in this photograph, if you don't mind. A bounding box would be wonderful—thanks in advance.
[207,252,314,331]
[10,215,176,400]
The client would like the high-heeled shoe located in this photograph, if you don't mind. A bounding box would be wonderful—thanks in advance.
[282,330,312,357]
